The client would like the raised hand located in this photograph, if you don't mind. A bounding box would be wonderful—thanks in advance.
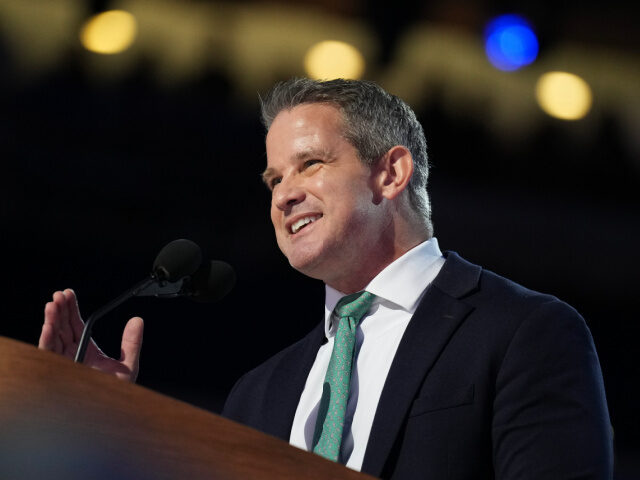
[38,289,144,382]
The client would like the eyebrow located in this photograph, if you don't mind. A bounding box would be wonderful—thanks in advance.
[261,167,277,186]
[261,147,334,186]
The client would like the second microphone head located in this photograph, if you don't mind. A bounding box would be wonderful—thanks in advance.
[153,239,203,282]
[188,260,236,302]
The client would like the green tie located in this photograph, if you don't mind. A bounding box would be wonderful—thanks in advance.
[312,290,376,462]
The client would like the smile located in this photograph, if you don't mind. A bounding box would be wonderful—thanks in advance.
[290,215,322,234]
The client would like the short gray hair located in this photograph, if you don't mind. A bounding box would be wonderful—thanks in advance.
[261,78,432,235]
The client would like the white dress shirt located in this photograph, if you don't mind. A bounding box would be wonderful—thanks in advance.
[289,238,445,471]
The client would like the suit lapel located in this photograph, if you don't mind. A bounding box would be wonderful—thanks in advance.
[361,252,481,476]
[261,321,326,440]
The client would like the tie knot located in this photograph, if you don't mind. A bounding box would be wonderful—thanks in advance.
[334,290,376,321]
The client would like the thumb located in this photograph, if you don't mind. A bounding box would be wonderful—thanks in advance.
[120,316,144,380]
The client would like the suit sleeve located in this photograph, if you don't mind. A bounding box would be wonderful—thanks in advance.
[492,299,613,479]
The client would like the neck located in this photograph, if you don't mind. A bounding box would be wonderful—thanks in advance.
[322,205,431,294]
[326,234,430,294]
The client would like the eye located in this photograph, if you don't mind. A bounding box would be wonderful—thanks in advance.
[303,159,322,169]
[270,177,282,189]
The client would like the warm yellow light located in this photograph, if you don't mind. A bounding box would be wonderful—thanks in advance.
[535,71,593,120]
[304,40,365,80]
[80,10,137,55]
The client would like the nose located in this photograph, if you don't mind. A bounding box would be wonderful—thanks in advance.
[272,175,305,211]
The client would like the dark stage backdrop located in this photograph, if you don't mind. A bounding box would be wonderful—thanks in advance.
[1,7,638,478]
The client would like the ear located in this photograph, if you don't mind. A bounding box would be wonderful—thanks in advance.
[373,145,414,201]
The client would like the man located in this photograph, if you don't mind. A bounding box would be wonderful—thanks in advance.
[40,78,612,479]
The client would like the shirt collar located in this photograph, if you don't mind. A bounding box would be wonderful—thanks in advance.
[323,237,444,338]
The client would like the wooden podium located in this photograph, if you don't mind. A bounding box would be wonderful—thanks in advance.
[0,336,375,479]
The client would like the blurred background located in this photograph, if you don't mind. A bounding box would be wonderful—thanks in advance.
[1,0,638,477]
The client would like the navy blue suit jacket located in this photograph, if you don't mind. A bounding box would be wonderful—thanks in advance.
[223,252,613,479]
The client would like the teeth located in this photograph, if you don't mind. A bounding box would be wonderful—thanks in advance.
[291,215,321,234]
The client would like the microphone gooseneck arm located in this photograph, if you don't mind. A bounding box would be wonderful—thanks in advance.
[72,239,235,364]
[74,276,157,363]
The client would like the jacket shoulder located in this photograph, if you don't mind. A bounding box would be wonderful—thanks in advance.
[221,321,323,430]
[439,251,581,324]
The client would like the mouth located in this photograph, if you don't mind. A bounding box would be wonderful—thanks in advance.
[289,214,323,234]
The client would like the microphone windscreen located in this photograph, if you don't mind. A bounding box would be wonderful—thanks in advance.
[153,239,203,282]
[189,260,236,302]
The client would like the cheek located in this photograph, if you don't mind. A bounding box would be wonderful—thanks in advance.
[335,184,375,219]
[270,206,285,241]
[270,200,281,227]
[270,205,277,226]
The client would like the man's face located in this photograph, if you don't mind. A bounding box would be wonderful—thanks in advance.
[263,103,389,290]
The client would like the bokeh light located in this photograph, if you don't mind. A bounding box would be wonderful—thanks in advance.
[304,40,365,80]
[484,14,539,71]
[535,71,593,120]
[80,10,137,55]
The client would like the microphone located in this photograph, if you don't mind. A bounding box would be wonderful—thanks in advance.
[74,239,235,363]
[134,239,204,298]
[185,260,236,302]
[152,239,202,282]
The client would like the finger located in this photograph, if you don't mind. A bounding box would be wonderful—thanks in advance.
[41,301,63,352]
[52,291,74,346]
[60,289,103,362]
[63,289,85,343]
[38,322,59,353]
[119,317,144,381]
[43,300,59,330]
[43,297,59,327]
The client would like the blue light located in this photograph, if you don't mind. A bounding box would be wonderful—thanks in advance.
[485,14,539,71]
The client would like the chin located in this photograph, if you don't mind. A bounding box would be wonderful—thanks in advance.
[285,249,329,280]
[288,256,321,278]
